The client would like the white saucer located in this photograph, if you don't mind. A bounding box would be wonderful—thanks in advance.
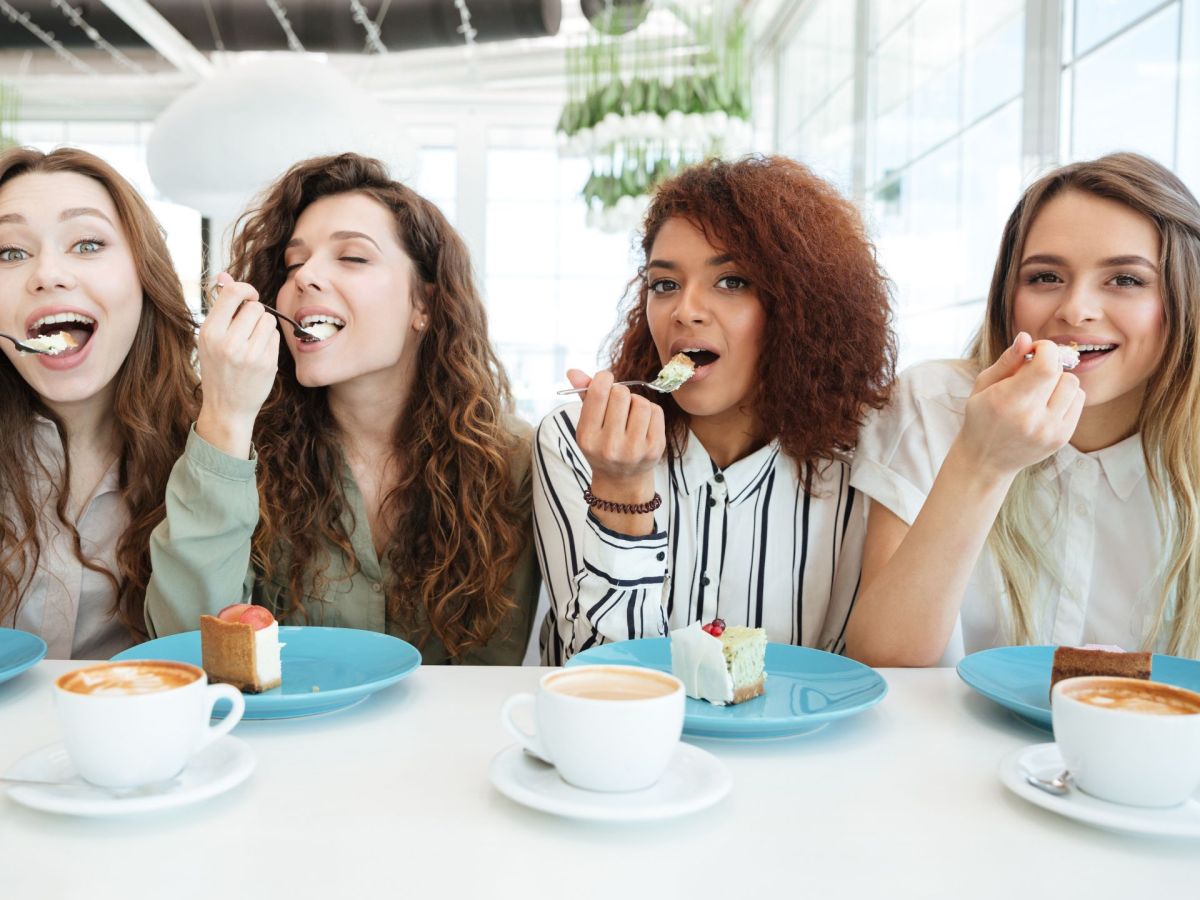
[4,737,255,817]
[999,742,1200,838]
[489,742,730,822]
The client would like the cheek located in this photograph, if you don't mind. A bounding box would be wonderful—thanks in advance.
[1011,290,1048,331]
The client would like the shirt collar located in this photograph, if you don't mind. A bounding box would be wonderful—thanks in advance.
[670,430,781,505]
[1043,433,1145,500]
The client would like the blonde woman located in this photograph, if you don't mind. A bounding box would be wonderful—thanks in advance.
[845,152,1200,666]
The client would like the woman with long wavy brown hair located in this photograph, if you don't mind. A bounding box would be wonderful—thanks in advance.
[145,153,539,664]
[0,147,198,658]
[534,155,895,663]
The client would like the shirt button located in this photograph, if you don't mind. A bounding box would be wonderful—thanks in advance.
[656,551,665,561]
[702,575,710,586]
[371,582,383,593]
[707,497,716,508]
[714,473,725,483]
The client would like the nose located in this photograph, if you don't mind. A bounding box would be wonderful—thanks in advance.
[294,258,325,294]
[671,282,710,326]
[1053,281,1102,327]
[27,251,76,294]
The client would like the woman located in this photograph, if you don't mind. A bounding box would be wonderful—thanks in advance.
[145,153,538,664]
[535,156,896,663]
[845,152,1200,665]
[0,147,197,658]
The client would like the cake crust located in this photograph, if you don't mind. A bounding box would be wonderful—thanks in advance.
[1050,646,1151,696]
[732,678,765,704]
[200,614,280,693]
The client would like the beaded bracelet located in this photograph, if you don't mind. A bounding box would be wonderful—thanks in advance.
[583,489,662,515]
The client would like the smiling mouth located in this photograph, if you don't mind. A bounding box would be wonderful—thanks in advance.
[26,312,95,356]
[1071,342,1118,362]
[298,314,345,342]
[680,348,719,367]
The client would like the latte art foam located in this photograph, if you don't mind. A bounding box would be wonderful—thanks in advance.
[58,661,200,696]
[1067,681,1200,716]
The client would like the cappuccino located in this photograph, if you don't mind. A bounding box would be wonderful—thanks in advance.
[546,667,677,701]
[1065,680,1200,716]
[57,661,200,696]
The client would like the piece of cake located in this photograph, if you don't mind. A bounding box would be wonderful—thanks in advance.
[1049,645,1151,696]
[670,618,766,705]
[200,603,284,693]
[22,332,78,355]
[1057,343,1080,370]
[650,352,696,392]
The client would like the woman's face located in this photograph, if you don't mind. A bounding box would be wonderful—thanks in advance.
[644,217,766,420]
[1013,189,1165,411]
[0,171,142,408]
[277,191,425,389]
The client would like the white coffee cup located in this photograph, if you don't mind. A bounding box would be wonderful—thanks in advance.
[1051,675,1200,807]
[501,665,685,792]
[54,660,246,788]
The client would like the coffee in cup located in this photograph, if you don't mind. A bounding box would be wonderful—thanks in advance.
[501,665,684,792]
[1051,675,1200,807]
[54,660,246,788]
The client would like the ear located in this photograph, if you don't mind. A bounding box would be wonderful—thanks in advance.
[410,283,432,331]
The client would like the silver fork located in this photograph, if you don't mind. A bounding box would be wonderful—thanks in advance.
[558,378,675,396]
[0,332,57,356]
[209,285,320,342]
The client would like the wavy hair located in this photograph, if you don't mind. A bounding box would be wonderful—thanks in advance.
[228,152,526,657]
[0,147,199,639]
[610,155,895,475]
[971,152,1200,657]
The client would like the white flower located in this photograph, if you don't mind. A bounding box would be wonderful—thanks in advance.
[664,109,686,134]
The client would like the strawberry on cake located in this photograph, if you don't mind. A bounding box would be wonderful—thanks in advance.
[200,604,284,693]
[670,618,767,706]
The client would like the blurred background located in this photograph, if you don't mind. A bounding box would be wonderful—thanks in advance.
[1,0,1197,423]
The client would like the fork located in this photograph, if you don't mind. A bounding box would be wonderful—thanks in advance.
[0,332,56,356]
[557,379,673,396]
[209,285,319,342]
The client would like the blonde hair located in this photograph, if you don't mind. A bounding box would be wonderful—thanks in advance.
[970,152,1200,657]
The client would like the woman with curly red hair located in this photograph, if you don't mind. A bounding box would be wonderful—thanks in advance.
[534,156,895,663]
[145,153,539,664]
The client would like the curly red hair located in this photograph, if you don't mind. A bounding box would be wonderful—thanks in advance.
[610,155,895,473]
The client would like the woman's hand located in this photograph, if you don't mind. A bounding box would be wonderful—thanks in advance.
[567,369,666,534]
[955,333,1085,481]
[195,272,280,459]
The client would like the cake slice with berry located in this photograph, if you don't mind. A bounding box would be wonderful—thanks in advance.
[669,618,766,706]
[200,603,284,693]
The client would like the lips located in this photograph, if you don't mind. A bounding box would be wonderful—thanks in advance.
[23,307,98,360]
[293,306,346,347]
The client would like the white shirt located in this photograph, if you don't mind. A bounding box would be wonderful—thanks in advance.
[851,359,1165,665]
[3,418,132,660]
[533,403,865,663]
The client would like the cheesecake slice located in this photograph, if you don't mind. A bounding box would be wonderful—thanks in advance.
[200,604,284,693]
[670,619,767,705]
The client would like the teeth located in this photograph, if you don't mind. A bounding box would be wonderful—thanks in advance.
[31,312,96,330]
[1072,343,1115,352]
[299,315,345,327]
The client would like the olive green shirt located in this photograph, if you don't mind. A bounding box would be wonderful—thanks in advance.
[144,420,540,665]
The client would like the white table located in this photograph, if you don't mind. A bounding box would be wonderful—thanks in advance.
[1,662,1197,899]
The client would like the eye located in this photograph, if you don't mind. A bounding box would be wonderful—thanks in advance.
[72,238,105,254]
[648,278,679,294]
[340,256,368,264]
[0,246,28,262]
[1026,271,1062,284]
[283,261,303,275]
[716,275,749,290]
[1110,273,1146,288]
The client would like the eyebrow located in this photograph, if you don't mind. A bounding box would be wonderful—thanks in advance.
[286,230,382,251]
[1020,253,1158,270]
[646,254,736,271]
[0,208,115,227]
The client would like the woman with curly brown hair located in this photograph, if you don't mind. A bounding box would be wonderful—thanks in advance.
[145,153,539,664]
[0,147,198,658]
[534,156,895,663]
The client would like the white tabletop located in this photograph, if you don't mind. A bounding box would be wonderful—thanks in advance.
[2,661,1197,899]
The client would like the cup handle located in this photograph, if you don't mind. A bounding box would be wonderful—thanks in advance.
[200,683,246,749]
[500,693,551,763]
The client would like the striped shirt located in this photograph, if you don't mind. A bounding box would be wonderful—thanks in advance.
[533,402,866,664]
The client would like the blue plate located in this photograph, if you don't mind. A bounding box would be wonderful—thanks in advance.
[0,628,47,686]
[567,638,887,739]
[957,645,1200,730]
[112,626,420,719]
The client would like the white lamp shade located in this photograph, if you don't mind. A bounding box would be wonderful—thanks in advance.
[147,58,418,220]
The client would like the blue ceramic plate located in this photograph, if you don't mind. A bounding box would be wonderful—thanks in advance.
[112,626,420,719]
[567,639,887,739]
[957,645,1200,730]
[0,628,47,686]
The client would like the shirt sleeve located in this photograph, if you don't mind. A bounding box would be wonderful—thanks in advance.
[144,427,259,637]
[850,361,969,526]
[532,405,669,664]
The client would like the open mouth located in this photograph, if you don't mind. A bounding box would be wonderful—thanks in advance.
[298,314,345,342]
[680,348,720,368]
[26,312,95,356]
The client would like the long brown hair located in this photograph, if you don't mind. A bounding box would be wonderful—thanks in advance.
[0,147,199,639]
[971,152,1200,656]
[611,155,895,475]
[228,152,526,657]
